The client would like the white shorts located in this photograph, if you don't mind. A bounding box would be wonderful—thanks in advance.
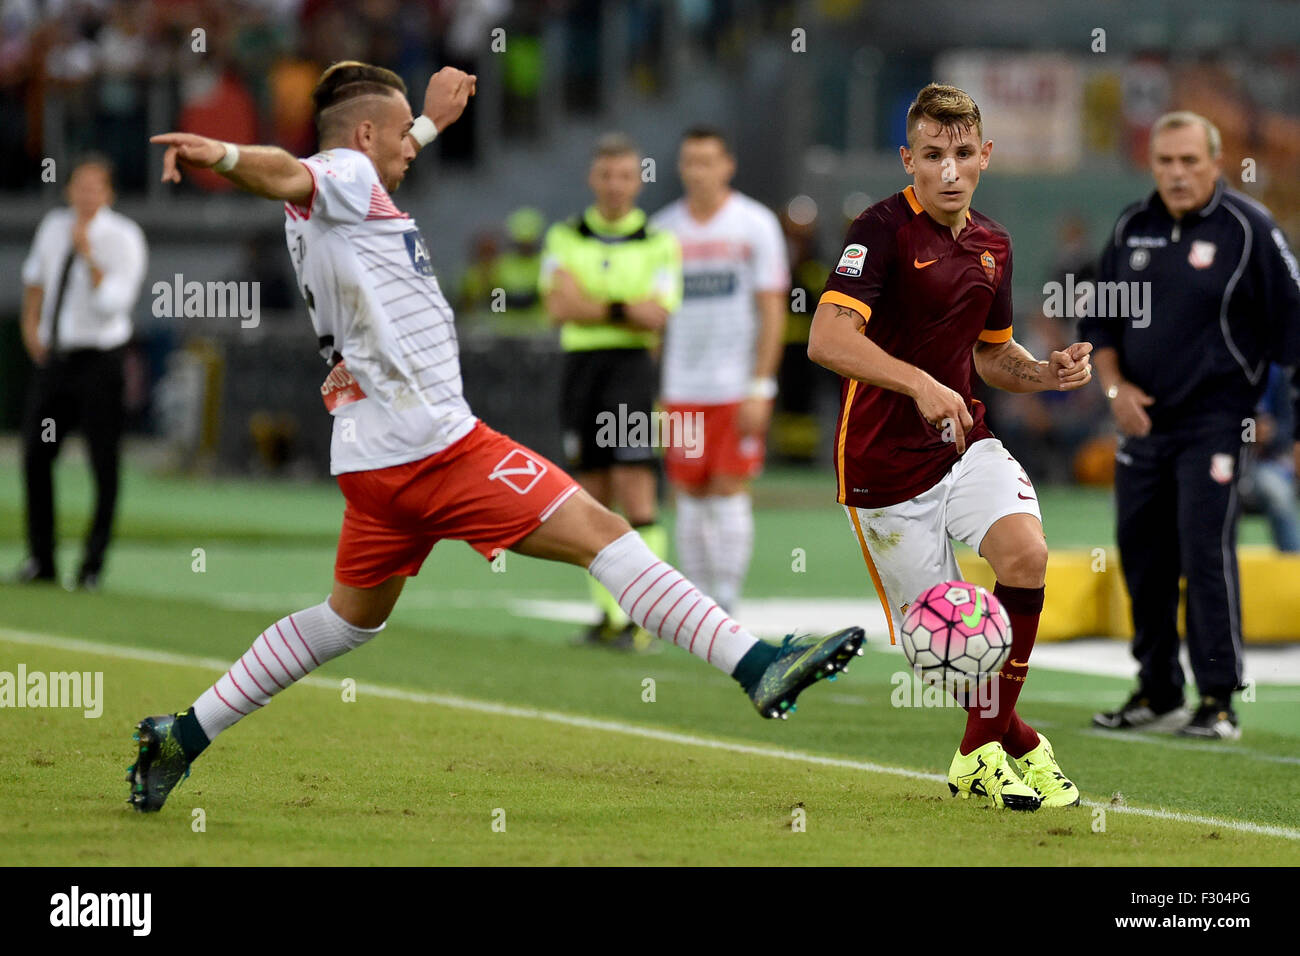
[842,438,1042,643]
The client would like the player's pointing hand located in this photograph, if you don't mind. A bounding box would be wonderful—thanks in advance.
[1048,341,1093,391]
[151,132,227,183]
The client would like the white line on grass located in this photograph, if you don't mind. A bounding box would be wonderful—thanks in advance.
[3,626,1299,843]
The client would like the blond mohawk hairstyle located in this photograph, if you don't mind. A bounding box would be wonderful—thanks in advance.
[905,83,983,147]
[311,60,407,135]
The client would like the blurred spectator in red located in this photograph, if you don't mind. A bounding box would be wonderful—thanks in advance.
[269,56,320,155]
[177,67,258,191]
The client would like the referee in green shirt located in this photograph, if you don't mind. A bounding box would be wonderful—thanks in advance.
[540,133,682,649]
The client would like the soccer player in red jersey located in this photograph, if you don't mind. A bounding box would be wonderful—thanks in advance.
[125,61,864,812]
[808,84,1093,810]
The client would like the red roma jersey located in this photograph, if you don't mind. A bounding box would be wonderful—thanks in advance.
[819,185,1013,507]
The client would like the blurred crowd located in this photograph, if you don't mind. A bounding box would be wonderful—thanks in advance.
[0,0,760,190]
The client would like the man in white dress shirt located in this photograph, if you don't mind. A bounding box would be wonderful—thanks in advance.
[18,154,148,590]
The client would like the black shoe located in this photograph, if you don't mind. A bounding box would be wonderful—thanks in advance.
[1093,688,1189,732]
[1177,698,1241,740]
[605,621,660,655]
[126,715,193,812]
[69,568,101,592]
[574,616,659,654]
[573,614,615,647]
[11,558,56,584]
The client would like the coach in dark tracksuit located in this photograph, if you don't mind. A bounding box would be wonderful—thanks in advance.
[1084,112,1300,740]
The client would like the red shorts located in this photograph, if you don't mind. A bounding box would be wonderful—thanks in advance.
[662,402,766,491]
[334,421,580,588]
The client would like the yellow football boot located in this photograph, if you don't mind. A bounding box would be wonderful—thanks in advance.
[947,740,1041,811]
[1014,733,1081,807]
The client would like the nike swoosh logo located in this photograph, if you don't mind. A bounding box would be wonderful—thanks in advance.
[1017,492,1035,500]
[960,590,985,629]
[913,258,938,269]
[1009,659,1028,668]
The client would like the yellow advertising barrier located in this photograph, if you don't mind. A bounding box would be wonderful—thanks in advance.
[959,546,1300,642]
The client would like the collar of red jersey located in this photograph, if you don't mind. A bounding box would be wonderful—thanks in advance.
[902,185,973,224]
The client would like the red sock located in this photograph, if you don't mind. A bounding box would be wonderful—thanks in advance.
[1003,712,1041,758]
[959,582,1044,754]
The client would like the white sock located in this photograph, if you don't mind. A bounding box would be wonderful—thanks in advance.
[192,600,384,740]
[673,493,714,600]
[588,531,759,673]
[708,492,754,613]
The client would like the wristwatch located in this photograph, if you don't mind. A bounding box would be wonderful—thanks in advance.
[1105,384,1120,400]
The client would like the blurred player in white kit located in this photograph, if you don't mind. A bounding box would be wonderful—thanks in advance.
[652,127,790,613]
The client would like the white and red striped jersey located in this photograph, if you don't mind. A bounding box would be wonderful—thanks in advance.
[651,191,790,404]
[284,148,475,474]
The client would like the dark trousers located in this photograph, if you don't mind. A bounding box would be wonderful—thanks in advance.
[22,346,126,577]
[1115,417,1246,700]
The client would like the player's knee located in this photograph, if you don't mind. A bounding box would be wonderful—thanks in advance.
[1001,537,1048,586]
[328,600,386,631]
[598,507,634,541]
[573,497,634,557]
[709,476,747,497]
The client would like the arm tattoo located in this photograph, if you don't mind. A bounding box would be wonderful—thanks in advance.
[833,305,857,320]
[996,353,1044,386]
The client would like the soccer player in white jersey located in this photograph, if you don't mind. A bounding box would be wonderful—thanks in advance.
[651,128,789,613]
[126,61,863,812]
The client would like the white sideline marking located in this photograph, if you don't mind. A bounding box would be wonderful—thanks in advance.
[2,626,1298,843]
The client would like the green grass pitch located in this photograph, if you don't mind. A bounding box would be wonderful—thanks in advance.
[1,462,1297,865]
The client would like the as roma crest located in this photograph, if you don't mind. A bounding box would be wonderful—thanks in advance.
[980,250,996,282]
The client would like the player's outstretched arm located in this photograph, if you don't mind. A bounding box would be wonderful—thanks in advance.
[151,132,313,206]
[809,300,974,452]
[973,337,1093,394]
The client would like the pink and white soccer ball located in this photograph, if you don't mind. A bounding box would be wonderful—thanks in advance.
[899,581,1013,696]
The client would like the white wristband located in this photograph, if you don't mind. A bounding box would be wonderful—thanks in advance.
[409,115,439,147]
[213,142,239,173]
[748,377,778,401]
